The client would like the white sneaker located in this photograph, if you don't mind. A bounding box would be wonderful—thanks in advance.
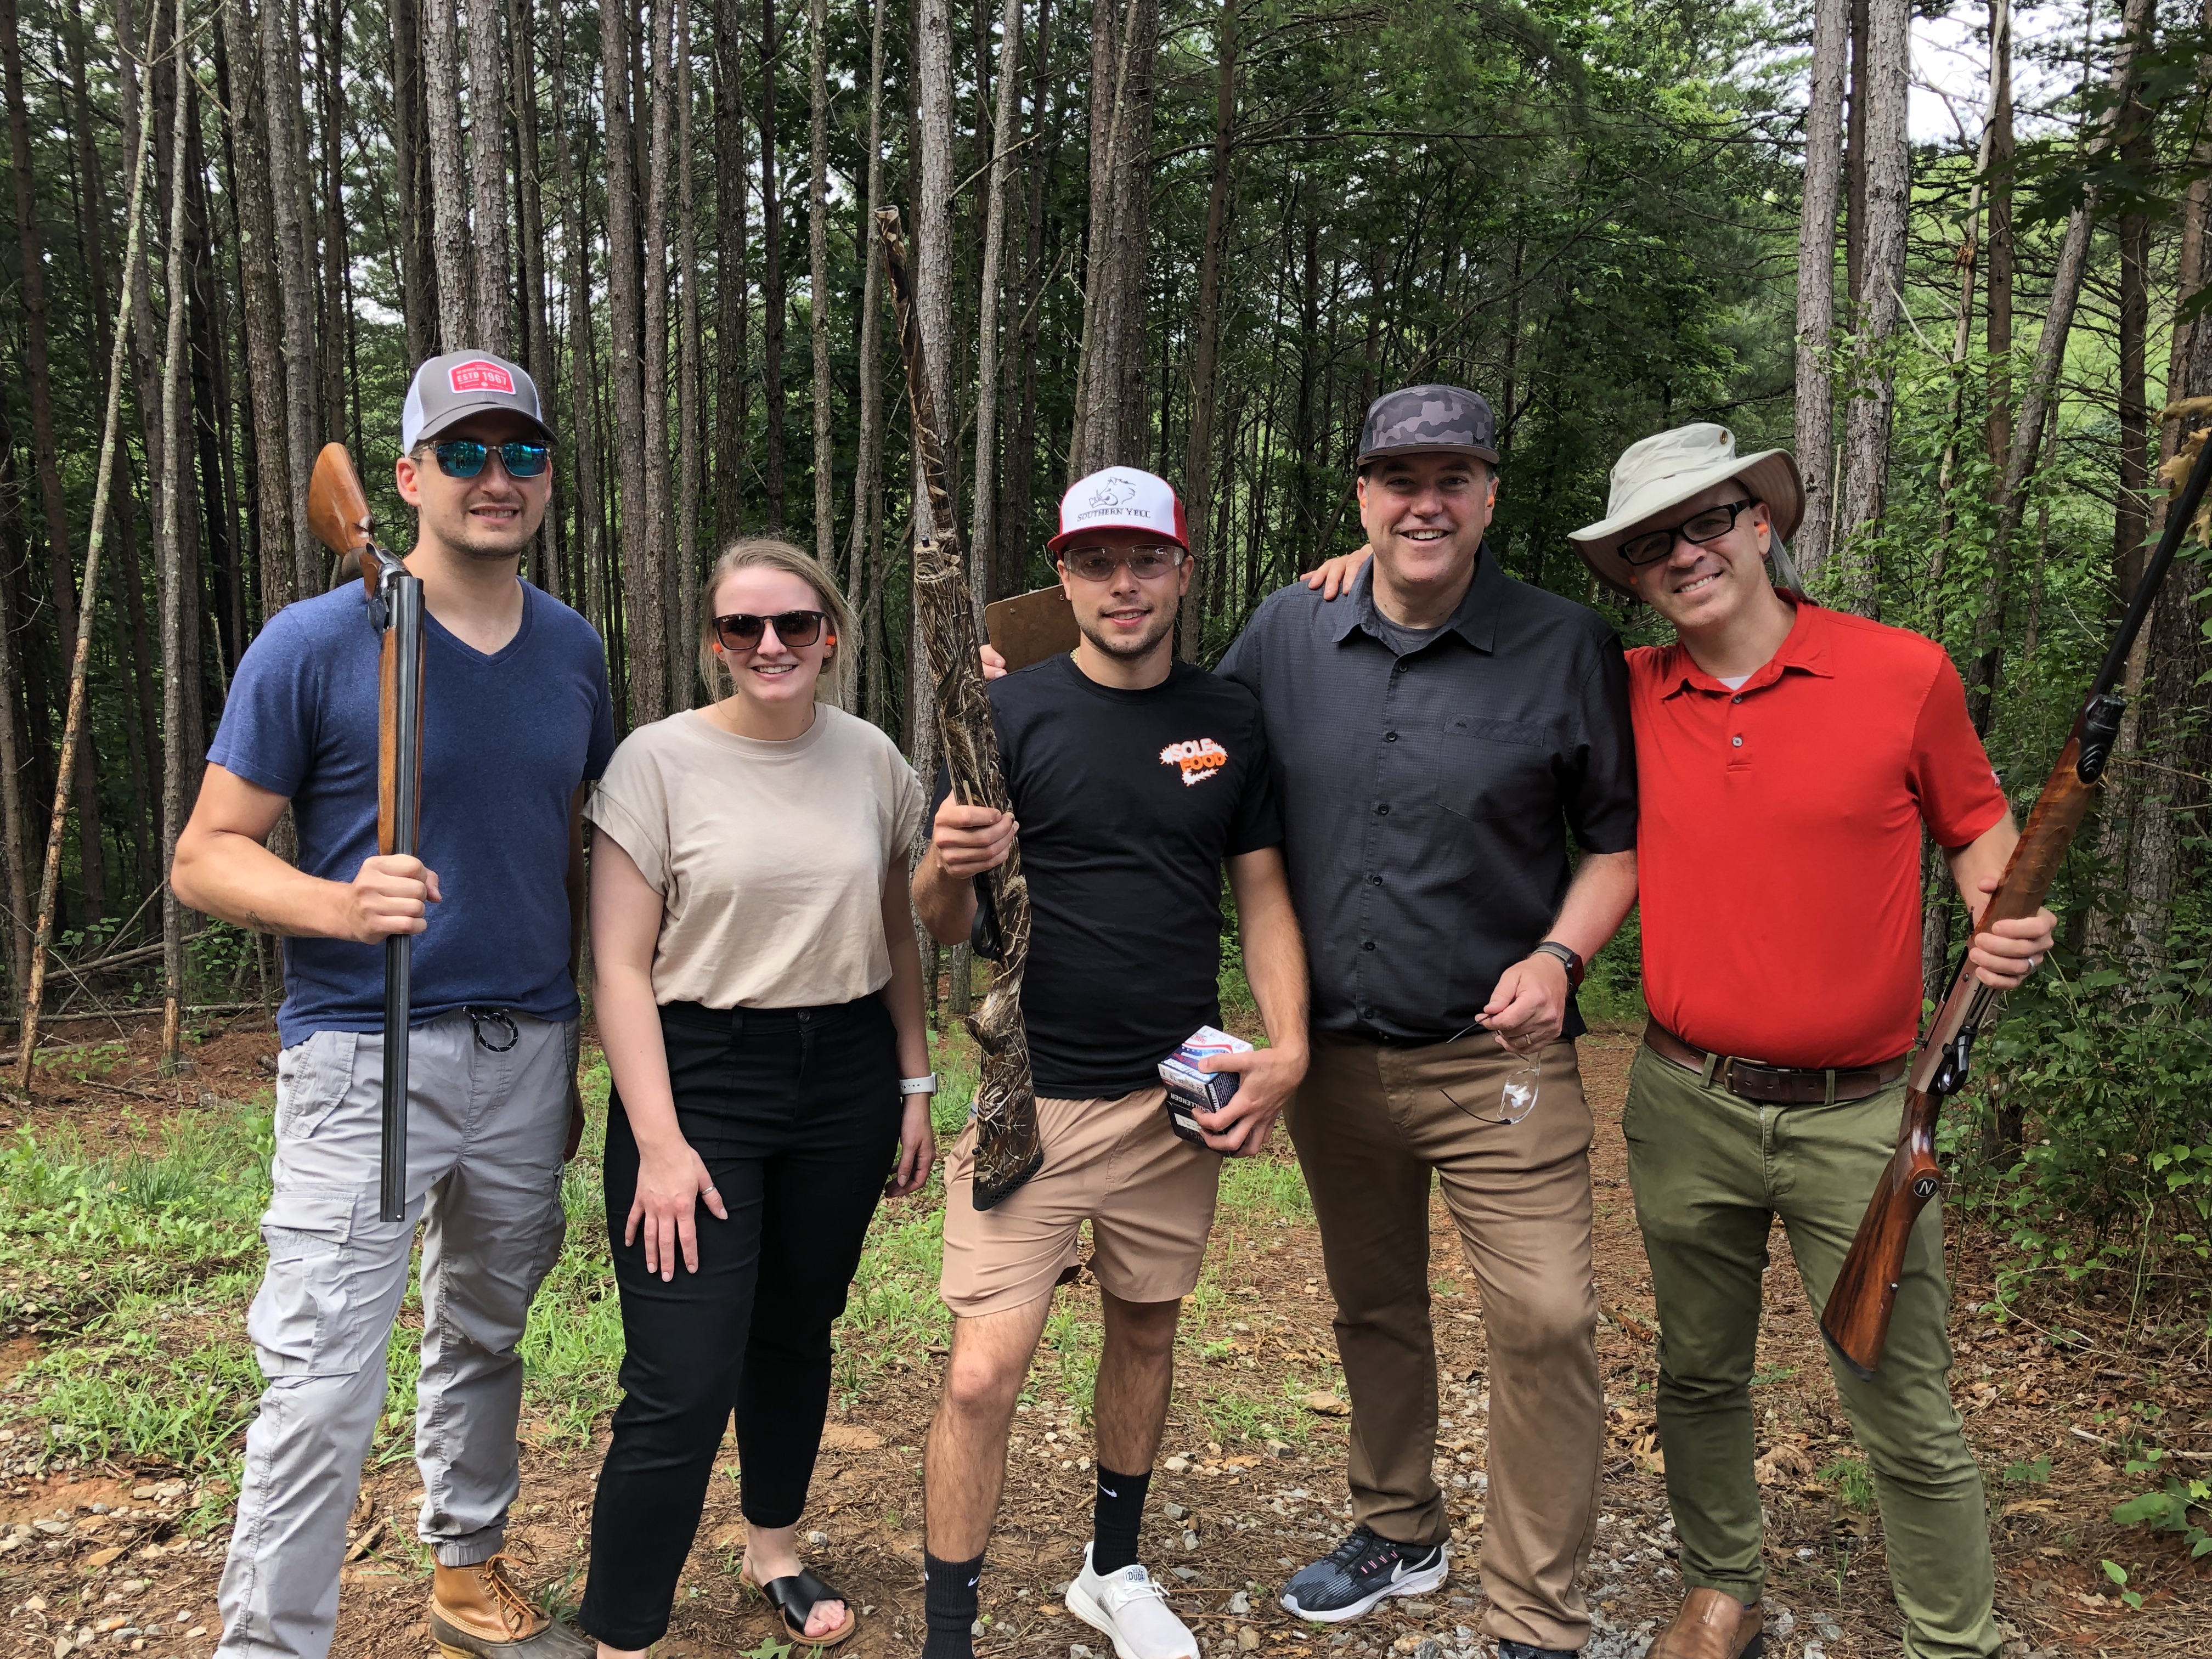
[1064,1544,1200,1659]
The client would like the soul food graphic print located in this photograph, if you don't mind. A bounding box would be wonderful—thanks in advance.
[1159,737,1230,787]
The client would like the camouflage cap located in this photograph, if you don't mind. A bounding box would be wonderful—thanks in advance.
[1356,384,1499,470]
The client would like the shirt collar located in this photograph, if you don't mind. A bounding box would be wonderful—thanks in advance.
[1657,595,1833,699]
[1330,544,1503,654]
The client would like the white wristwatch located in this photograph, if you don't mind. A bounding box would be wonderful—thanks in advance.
[899,1074,938,1096]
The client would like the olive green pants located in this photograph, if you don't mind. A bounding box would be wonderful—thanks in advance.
[1621,1046,1997,1659]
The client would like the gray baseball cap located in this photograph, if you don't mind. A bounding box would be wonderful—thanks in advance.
[400,351,552,450]
[1356,384,1499,469]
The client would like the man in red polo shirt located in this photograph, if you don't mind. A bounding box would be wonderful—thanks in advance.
[1564,424,2053,1659]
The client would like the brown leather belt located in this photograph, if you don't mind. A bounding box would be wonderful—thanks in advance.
[1643,1020,1908,1107]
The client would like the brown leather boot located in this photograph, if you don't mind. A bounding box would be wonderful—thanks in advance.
[428,1555,593,1657]
[1648,1587,1765,1659]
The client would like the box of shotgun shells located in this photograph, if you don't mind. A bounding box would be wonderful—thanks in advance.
[1158,1025,1251,1148]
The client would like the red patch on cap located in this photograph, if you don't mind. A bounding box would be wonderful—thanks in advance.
[448,360,516,396]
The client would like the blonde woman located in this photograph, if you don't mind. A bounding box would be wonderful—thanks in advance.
[578,541,933,1655]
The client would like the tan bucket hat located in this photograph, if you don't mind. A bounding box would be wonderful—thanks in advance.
[1568,422,1803,597]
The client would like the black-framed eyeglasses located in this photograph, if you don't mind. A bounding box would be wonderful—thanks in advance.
[432,439,552,480]
[713,610,828,650]
[1617,499,1757,567]
[1061,545,1185,582]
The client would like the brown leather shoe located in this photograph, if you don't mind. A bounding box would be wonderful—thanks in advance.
[1648,1587,1765,1659]
[428,1555,593,1657]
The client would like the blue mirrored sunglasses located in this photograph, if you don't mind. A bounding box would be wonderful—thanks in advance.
[432,439,551,479]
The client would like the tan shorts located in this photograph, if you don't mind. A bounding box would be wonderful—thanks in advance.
[940,1086,1221,1317]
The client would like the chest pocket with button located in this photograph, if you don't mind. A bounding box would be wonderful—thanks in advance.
[1438,713,1555,822]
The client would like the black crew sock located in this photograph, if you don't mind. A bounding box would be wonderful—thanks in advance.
[922,1549,985,1659]
[1091,1463,1153,1575]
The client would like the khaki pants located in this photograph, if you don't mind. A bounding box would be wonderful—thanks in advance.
[1622,1046,1999,1659]
[1290,1030,1601,1653]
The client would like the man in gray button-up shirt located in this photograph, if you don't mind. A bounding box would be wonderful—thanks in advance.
[1217,385,1637,1659]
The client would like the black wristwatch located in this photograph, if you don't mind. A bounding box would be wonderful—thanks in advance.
[1531,940,1584,988]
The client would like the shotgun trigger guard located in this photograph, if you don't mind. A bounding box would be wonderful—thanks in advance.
[360,545,408,635]
[1930,1026,1978,1097]
[970,878,1005,962]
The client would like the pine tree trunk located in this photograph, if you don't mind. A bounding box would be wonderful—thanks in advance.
[467,0,512,353]
[675,0,703,707]
[393,0,440,360]
[1069,0,1158,477]
[759,0,787,531]
[641,0,676,717]
[426,0,474,348]
[806,0,838,580]
[1844,0,1869,305]
[262,0,322,597]
[551,14,605,634]
[219,0,297,617]
[156,0,195,1068]
[316,0,347,435]
[1984,0,2014,483]
[966,0,1022,613]
[602,0,662,726]
[1178,0,1235,661]
[1791,0,1845,587]
[713,0,748,547]
[0,450,31,1014]
[1831,0,1906,614]
[512,0,560,596]
[849,0,889,712]
[1001,0,1060,596]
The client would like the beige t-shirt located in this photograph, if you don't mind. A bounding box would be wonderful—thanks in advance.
[584,704,924,1008]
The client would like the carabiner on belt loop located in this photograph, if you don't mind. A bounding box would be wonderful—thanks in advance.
[465,1006,520,1052]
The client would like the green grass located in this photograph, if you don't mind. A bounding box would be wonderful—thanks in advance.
[6,962,1334,1478]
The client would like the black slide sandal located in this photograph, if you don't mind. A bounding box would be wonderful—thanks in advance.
[745,1565,858,1649]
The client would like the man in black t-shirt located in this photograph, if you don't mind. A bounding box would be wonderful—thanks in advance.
[912,466,1309,1659]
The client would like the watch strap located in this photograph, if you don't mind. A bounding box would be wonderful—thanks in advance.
[1532,940,1584,988]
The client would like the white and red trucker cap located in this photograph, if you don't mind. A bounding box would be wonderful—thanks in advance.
[400,351,553,451]
[1047,466,1189,555]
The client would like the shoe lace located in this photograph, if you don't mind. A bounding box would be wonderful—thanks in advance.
[1325,1526,1382,1568]
[473,1553,541,1637]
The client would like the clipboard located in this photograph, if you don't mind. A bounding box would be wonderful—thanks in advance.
[983,585,1079,673]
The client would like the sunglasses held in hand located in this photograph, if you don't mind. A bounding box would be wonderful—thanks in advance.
[714,610,830,650]
[432,439,552,480]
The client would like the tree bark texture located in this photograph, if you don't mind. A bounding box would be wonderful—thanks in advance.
[393,0,439,360]
[512,0,560,596]
[675,0,703,706]
[878,209,1042,1210]
[262,0,323,597]
[1831,0,1907,616]
[1068,0,1158,477]
[601,0,662,726]
[551,21,605,635]
[849,0,889,714]
[425,0,474,349]
[712,0,748,548]
[966,0,1023,612]
[1178,0,1237,661]
[156,0,194,1067]
[1792,0,1846,589]
[759,0,786,531]
[1985,0,2014,484]
[466,0,513,354]
[220,0,298,617]
[641,0,676,715]
[807,0,838,583]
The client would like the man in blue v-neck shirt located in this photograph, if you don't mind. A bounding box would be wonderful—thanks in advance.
[172,352,612,1659]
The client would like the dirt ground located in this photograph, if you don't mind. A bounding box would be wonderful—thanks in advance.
[1,1014,2207,1658]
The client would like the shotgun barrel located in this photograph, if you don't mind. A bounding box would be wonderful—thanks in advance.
[1819,415,2212,1376]
[307,443,425,1224]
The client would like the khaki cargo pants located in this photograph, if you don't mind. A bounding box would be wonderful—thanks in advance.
[1622,1045,1999,1659]
[215,1012,574,1659]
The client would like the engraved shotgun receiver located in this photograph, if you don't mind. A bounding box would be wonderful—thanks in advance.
[307,443,425,1224]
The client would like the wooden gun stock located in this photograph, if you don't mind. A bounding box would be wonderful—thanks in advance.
[306,443,424,1224]
[1820,415,2212,1377]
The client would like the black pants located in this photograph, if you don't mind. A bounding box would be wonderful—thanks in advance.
[580,994,901,1649]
